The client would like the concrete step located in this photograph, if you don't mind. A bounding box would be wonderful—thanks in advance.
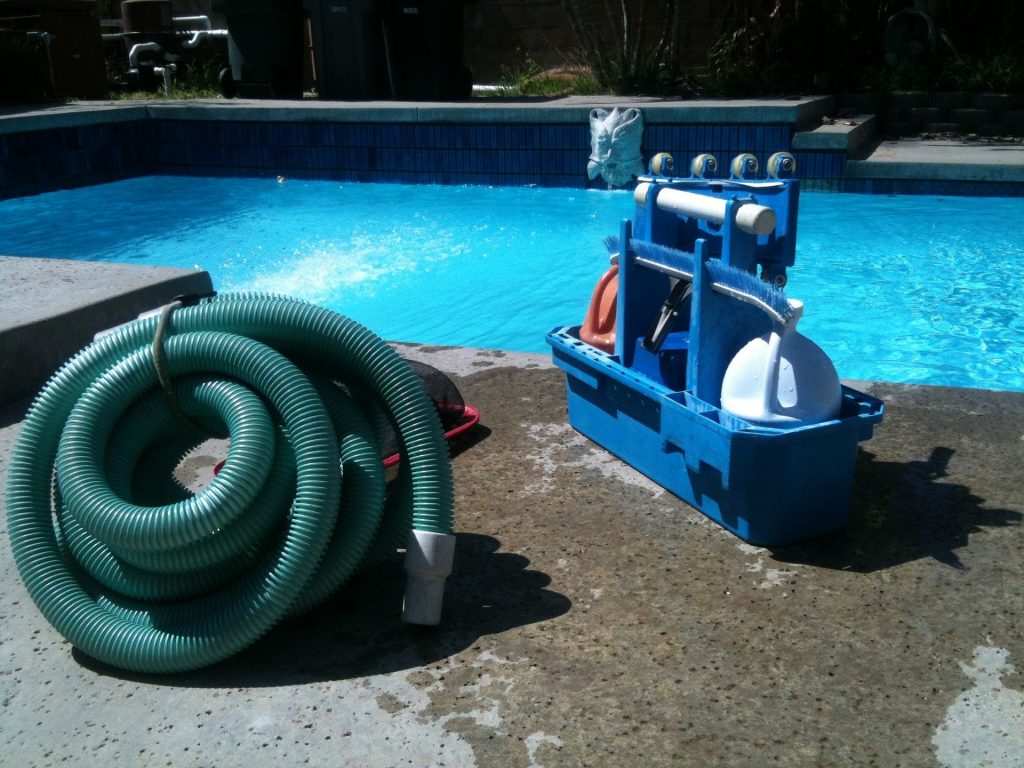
[845,138,1024,183]
[0,256,213,406]
[791,114,877,154]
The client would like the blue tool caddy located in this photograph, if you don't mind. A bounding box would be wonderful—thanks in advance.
[547,152,884,545]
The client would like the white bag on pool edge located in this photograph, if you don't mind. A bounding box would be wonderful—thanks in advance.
[588,107,645,188]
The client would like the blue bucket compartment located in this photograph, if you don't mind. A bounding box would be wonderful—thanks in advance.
[546,153,885,545]
[548,327,883,545]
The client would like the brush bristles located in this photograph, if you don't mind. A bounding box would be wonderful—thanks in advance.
[627,238,793,325]
[704,259,794,324]
[629,239,696,278]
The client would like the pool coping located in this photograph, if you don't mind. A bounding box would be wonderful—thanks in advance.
[0,95,835,134]
[847,137,1024,182]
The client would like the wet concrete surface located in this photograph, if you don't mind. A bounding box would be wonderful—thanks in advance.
[2,343,1021,767]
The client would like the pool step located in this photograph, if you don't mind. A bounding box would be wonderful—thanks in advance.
[845,139,1024,183]
[0,256,213,407]
[791,114,877,155]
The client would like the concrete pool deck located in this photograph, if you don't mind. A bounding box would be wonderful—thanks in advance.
[1,260,1022,767]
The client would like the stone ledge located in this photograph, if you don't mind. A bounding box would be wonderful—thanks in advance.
[846,139,1024,182]
[0,96,835,133]
[0,256,213,405]
[791,114,876,152]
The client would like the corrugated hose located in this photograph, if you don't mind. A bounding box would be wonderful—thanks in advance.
[5,293,455,674]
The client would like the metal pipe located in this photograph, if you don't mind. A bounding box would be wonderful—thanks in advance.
[153,64,176,95]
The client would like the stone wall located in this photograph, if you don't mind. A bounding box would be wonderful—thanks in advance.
[843,91,1024,138]
[890,92,1024,138]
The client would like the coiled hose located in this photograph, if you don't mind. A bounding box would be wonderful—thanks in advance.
[5,293,454,674]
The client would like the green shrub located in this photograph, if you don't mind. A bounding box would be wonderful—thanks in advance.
[944,54,1024,93]
[862,53,1024,94]
[706,0,889,96]
[705,0,1024,96]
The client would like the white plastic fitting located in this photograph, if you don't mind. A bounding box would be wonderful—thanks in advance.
[402,529,456,626]
[153,64,176,95]
[634,182,776,236]
[172,15,212,31]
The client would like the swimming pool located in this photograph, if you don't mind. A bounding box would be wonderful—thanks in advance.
[2,176,1022,392]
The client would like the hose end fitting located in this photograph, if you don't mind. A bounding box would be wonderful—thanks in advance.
[402,529,456,626]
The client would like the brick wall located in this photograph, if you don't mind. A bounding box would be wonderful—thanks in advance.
[881,92,1024,138]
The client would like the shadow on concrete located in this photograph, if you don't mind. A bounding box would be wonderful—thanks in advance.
[769,446,1021,572]
[0,396,32,430]
[72,532,571,687]
[448,423,490,461]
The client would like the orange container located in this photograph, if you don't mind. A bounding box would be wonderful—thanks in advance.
[580,265,618,354]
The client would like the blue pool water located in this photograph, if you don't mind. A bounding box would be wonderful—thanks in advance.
[2,176,1022,392]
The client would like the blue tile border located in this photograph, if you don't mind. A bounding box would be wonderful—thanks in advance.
[0,118,818,198]
[2,114,1021,199]
[0,122,146,199]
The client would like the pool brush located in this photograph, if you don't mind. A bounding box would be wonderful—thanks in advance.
[604,236,794,326]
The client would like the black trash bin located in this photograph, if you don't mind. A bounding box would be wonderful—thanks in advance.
[303,0,387,100]
[121,0,176,54]
[384,0,470,100]
[0,0,106,99]
[0,28,53,102]
[212,0,304,98]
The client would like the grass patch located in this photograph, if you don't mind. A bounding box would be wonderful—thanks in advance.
[494,52,601,97]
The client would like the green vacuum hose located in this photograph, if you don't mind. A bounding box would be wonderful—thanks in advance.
[5,293,455,673]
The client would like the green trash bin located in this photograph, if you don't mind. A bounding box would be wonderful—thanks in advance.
[0,0,106,99]
[212,0,304,98]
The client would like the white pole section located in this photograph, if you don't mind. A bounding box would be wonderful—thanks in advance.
[634,183,777,236]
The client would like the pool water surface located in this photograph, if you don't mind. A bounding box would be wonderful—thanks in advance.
[1,176,1022,392]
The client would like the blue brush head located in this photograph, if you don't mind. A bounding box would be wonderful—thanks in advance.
[629,239,696,278]
[603,235,619,254]
[629,238,793,325]
[704,258,794,324]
